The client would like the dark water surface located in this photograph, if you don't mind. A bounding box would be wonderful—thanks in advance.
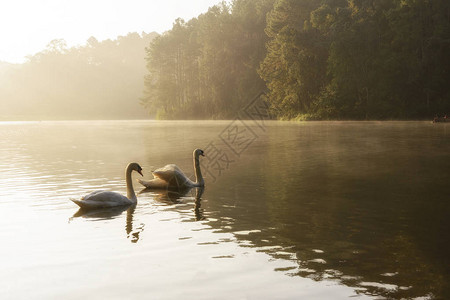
[0,120,448,299]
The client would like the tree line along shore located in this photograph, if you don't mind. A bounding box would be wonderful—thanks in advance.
[1,0,449,121]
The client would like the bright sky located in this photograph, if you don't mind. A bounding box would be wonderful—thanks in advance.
[0,0,224,64]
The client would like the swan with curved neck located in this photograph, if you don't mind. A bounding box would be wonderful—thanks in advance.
[71,162,143,209]
[138,149,205,190]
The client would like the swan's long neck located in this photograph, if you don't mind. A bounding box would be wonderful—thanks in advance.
[125,165,137,201]
[193,153,204,187]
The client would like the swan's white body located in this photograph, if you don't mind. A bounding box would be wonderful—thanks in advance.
[138,149,204,190]
[71,163,143,210]
[71,190,132,209]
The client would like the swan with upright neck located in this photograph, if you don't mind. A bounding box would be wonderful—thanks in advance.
[138,149,205,190]
[71,163,143,209]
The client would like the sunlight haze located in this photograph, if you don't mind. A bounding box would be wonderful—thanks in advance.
[0,1,449,298]
[0,0,224,63]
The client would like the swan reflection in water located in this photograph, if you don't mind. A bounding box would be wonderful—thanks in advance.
[70,204,145,243]
[139,186,205,221]
[194,187,205,221]
[70,186,206,243]
[139,185,192,203]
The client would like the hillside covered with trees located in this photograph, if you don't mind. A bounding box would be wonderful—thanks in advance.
[143,0,450,120]
[0,32,157,120]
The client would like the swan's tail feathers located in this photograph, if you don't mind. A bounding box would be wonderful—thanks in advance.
[137,178,150,188]
[70,198,84,208]
[137,178,168,190]
[137,178,160,188]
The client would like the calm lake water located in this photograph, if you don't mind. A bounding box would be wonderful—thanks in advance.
[0,120,448,299]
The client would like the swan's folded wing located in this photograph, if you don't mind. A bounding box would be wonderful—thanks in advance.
[152,164,182,181]
[75,191,131,209]
[81,190,107,200]
[83,191,131,207]
[83,191,121,202]
[152,164,189,187]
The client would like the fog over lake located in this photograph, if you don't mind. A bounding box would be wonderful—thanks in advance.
[0,120,448,299]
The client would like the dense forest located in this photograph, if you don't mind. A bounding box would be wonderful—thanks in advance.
[1,0,448,120]
[143,0,450,120]
[0,32,157,120]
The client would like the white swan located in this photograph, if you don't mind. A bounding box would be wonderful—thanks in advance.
[71,162,143,209]
[138,149,205,190]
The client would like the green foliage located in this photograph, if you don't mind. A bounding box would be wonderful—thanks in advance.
[259,0,329,119]
[3,1,449,120]
[26,0,442,121]
[143,0,274,119]
[259,0,450,120]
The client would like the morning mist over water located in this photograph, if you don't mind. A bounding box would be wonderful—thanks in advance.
[1,120,449,299]
[1,1,449,299]
[2,1,449,121]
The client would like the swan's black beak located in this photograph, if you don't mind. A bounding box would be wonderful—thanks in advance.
[201,153,205,157]
[138,170,143,176]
